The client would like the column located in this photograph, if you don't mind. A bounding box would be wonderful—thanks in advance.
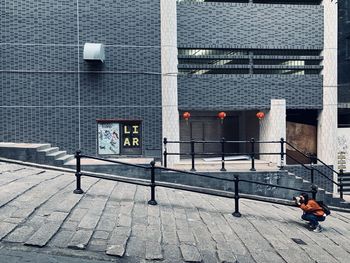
[259,99,286,165]
[318,1,338,192]
[161,0,180,166]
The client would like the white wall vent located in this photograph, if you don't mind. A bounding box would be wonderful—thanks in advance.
[83,43,105,62]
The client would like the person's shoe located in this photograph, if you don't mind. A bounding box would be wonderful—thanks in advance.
[307,223,316,230]
[313,225,322,233]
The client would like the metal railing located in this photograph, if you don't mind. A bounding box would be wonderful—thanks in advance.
[73,150,317,217]
[284,141,344,199]
[163,137,344,199]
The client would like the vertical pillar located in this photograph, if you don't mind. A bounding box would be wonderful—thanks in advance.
[161,0,180,166]
[259,99,286,166]
[319,1,338,192]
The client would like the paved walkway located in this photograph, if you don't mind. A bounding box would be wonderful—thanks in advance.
[0,161,349,262]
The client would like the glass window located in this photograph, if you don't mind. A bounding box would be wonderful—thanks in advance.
[178,48,322,75]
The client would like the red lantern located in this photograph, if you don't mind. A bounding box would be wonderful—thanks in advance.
[218,111,226,120]
[256,111,265,120]
[183,112,191,121]
[218,111,226,124]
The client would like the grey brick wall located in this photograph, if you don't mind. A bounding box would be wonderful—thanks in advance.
[177,2,324,49]
[0,107,80,154]
[177,2,324,111]
[178,75,323,110]
[0,0,162,157]
[2,0,77,44]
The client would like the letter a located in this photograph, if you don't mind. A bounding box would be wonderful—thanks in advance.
[124,138,131,146]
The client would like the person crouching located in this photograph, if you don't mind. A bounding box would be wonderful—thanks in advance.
[294,193,325,232]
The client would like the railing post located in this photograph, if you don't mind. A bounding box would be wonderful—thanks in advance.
[163,137,168,168]
[339,169,344,200]
[73,150,84,194]
[232,175,241,217]
[220,137,226,172]
[250,138,256,171]
[190,139,196,171]
[148,160,157,205]
[310,163,314,185]
[280,138,284,170]
[311,184,317,200]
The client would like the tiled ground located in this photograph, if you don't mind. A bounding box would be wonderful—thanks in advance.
[0,161,349,262]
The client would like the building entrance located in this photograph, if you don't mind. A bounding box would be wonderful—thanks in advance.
[180,115,239,158]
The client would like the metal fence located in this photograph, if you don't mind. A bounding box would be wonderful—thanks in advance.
[163,137,344,199]
[73,150,319,217]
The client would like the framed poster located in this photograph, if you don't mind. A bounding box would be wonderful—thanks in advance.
[97,122,120,155]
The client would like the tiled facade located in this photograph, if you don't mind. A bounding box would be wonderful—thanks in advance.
[178,75,323,110]
[177,2,324,49]
[0,0,336,165]
[0,0,162,156]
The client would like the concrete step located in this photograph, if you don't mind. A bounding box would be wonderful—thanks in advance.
[56,154,75,164]
[46,151,66,160]
[37,147,59,155]
[36,144,51,151]
[0,143,51,162]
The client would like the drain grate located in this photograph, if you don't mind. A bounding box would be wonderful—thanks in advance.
[291,238,307,245]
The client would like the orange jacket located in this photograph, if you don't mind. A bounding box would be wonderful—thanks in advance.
[300,199,325,216]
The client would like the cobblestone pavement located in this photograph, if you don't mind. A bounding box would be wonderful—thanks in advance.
[0,162,350,263]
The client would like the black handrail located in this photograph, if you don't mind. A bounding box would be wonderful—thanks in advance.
[313,156,340,175]
[239,178,314,193]
[156,165,237,182]
[312,166,340,186]
[79,154,150,170]
[284,152,311,171]
[285,141,340,177]
[163,137,344,199]
[73,151,316,217]
[284,141,343,199]
[166,152,280,157]
[284,141,310,159]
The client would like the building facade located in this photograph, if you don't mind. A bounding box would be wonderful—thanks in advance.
[338,0,350,126]
[0,1,338,169]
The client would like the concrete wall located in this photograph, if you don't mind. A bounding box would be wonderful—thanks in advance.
[0,0,162,157]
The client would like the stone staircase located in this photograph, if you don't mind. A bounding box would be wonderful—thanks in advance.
[339,172,350,194]
[290,173,348,209]
[0,142,74,167]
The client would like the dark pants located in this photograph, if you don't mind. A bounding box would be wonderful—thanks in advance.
[301,213,325,227]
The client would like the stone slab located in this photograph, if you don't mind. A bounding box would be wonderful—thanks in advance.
[67,229,94,250]
[180,244,202,263]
